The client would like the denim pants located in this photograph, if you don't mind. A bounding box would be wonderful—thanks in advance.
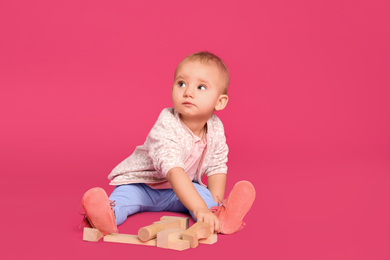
[109,182,218,225]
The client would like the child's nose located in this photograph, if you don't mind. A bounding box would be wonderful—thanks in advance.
[183,86,195,98]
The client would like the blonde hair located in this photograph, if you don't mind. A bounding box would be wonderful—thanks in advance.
[175,51,230,94]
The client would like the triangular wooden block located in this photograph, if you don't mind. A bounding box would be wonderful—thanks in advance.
[83,227,103,242]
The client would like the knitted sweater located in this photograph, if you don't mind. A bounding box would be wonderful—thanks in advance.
[108,108,228,187]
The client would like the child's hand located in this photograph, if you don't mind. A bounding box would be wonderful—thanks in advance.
[193,207,220,234]
[166,168,221,234]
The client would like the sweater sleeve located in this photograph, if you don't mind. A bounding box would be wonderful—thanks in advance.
[205,120,229,176]
[146,109,185,177]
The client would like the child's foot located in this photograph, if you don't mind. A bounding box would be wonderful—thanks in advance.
[212,181,256,234]
[82,187,118,235]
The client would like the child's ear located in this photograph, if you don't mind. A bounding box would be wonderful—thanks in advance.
[215,94,229,111]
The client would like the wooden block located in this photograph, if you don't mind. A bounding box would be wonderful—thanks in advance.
[83,227,103,242]
[157,228,184,249]
[199,233,218,245]
[168,239,190,251]
[138,217,186,242]
[104,233,156,246]
[157,228,192,251]
[160,216,189,230]
[182,221,211,248]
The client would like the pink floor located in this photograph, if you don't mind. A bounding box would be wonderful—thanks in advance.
[1,1,389,259]
[3,143,390,259]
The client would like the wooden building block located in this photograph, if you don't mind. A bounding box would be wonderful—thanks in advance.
[199,233,218,245]
[104,233,157,246]
[160,216,189,230]
[157,228,191,251]
[157,228,184,248]
[168,239,190,251]
[157,228,184,249]
[182,221,211,248]
[138,217,187,242]
[83,227,103,242]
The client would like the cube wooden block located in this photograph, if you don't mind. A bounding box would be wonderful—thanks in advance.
[160,216,189,230]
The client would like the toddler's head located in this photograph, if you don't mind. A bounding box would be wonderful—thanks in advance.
[175,51,230,94]
[172,51,230,120]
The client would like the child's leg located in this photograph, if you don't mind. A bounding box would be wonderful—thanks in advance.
[109,182,218,225]
[163,182,218,220]
[192,182,219,209]
[109,183,152,225]
[109,183,193,225]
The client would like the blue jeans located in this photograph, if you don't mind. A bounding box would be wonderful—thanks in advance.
[108,182,218,225]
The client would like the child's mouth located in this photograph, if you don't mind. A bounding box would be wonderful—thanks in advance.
[183,102,195,106]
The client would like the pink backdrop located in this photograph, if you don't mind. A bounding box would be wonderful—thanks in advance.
[1,0,389,259]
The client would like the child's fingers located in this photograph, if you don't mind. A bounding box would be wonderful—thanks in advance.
[209,218,215,234]
[200,216,213,233]
[205,215,219,234]
[214,217,220,233]
[198,215,214,234]
[193,208,219,234]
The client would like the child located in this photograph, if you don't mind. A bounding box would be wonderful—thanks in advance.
[81,51,255,236]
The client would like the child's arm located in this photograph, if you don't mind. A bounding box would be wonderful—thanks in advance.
[167,167,220,234]
[207,173,227,203]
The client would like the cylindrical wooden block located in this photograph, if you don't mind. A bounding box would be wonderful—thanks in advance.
[138,223,164,241]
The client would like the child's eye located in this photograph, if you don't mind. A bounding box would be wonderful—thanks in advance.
[178,82,186,87]
[198,85,206,90]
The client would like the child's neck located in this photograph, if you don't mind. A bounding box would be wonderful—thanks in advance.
[180,116,207,138]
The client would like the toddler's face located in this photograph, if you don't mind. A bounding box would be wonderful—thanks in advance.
[172,60,227,120]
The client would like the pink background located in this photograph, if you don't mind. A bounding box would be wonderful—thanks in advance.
[1,0,389,259]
